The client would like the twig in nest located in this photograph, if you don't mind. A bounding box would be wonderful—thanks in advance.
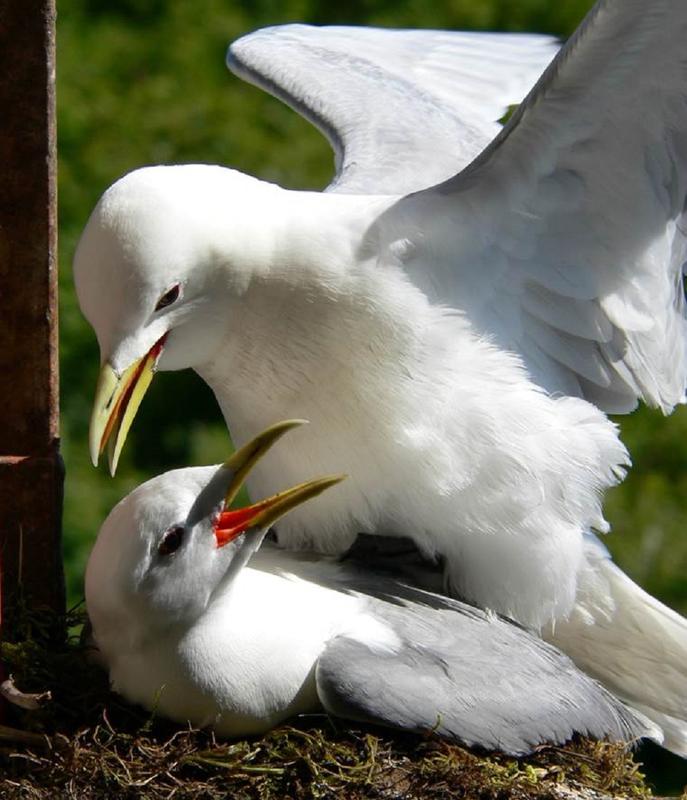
[0,724,51,748]
[0,675,51,710]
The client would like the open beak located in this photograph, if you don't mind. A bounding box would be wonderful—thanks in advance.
[211,420,346,547]
[89,334,167,475]
[214,477,345,547]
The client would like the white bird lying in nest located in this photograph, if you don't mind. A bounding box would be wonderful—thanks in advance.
[85,421,658,754]
[75,1,687,754]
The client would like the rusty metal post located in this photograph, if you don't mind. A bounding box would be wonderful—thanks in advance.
[0,0,64,634]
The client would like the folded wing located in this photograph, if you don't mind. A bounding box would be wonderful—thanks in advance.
[316,596,656,755]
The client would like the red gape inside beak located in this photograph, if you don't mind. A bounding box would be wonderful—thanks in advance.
[213,499,275,548]
[209,419,346,550]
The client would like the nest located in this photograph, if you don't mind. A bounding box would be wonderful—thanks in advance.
[0,606,651,800]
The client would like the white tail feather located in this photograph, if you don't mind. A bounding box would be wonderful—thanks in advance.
[544,534,687,757]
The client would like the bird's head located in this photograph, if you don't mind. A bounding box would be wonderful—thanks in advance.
[74,164,281,474]
[85,420,345,640]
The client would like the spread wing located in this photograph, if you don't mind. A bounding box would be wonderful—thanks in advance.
[227,24,558,194]
[376,0,687,413]
[316,595,655,755]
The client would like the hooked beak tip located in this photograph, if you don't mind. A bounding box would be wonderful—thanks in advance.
[88,335,167,475]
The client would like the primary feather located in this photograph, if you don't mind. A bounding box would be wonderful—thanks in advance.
[228,25,559,194]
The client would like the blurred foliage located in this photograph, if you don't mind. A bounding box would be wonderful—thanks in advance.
[58,0,686,618]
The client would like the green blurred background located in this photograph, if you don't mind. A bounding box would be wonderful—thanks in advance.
[58,0,687,789]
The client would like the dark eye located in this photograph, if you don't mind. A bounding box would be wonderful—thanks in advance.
[158,526,184,557]
[154,284,180,312]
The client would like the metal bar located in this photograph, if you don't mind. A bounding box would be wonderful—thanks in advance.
[0,0,64,633]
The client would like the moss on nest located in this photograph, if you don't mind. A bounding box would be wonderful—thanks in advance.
[0,607,652,800]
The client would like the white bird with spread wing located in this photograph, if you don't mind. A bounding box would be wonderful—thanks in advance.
[86,420,657,753]
[74,1,687,754]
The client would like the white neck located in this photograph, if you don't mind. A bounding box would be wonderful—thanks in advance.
[101,546,396,737]
[195,187,402,429]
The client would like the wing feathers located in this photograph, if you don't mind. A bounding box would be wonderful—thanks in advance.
[385,0,687,412]
[228,8,687,413]
[521,285,613,343]
[316,599,656,755]
[523,317,614,388]
[228,25,557,195]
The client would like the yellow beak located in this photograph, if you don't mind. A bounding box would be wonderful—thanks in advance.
[89,335,166,475]
[214,419,346,546]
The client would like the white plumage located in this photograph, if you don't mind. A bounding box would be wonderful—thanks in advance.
[75,1,687,754]
[85,426,657,753]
